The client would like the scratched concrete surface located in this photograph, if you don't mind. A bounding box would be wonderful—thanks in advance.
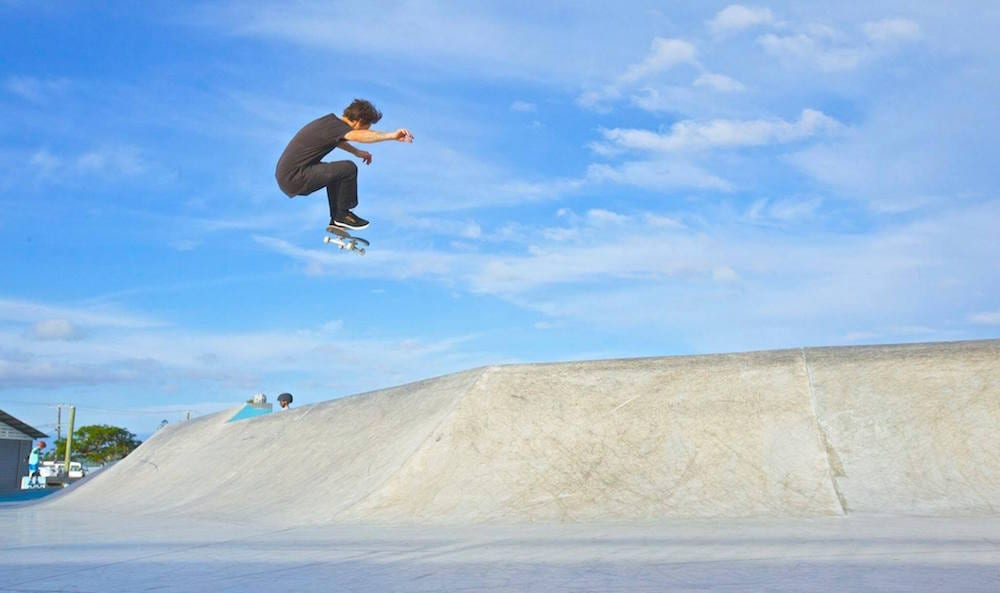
[42,339,999,523]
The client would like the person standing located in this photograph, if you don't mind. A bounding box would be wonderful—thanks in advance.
[27,440,45,487]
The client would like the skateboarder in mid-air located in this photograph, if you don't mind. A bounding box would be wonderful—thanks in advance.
[275,98,414,230]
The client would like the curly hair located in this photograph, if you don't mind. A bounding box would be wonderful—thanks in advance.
[342,98,383,126]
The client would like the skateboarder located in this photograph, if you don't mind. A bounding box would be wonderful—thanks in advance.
[27,441,45,487]
[275,98,414,230]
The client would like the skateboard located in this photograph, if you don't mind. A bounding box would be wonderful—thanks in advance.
[324,225,369,255]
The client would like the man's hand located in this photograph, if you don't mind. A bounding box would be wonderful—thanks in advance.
[393,128,414,143]
[337,140,371,163]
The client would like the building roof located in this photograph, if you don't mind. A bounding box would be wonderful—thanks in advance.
[0,409,48,439]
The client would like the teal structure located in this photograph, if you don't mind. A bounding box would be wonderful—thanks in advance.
[227,404,273,423]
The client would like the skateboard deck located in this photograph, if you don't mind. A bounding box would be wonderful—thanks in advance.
[324,225,370,255]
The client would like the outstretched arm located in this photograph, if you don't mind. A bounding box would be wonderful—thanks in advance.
[343,128,415,144]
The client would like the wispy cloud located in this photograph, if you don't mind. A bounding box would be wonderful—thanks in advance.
[746,196,824,223]
[4,76,71,103]
[693,73,745,93]
[757,16,923,72]
[254,198,1000,354]
[0,298,163,330]
[0,297,490,398]
[578,37,699,109]
[191,1,655,86]
[618,38,699,84]
[758,32,867,71]
[27,145,150,180]
[707,5,775,36]
[969,311,1000,326]
[863,18,922,44]
[598,109,842,153]
[30,319,81,341]
[586,160,733,192]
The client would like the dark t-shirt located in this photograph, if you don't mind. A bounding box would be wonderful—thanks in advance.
[275,114,352,196]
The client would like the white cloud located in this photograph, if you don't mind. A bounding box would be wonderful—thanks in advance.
[619,38,698,84]
[579,37,698,109]
[693,73,745,92]
[241,196,998,359]
[758,33,866,71]
[642,213,685,229]
[489,202,998,350]
[0,298,162,330]
[30,319,80,341]
[0,297,489,399]
[76,147,147,176]
[365,142,587,214]
[599,109,842,153]
[628,86,699,113]
[510,100,537,113]
[26,146,149,180]
[586,160,733,192]
[586,209,630,226]
[29,150,60,172]
[757,17,922,73]
[747,197,823,223]
[193,1,665,89]
[969,311,1000,326]
[390,216,483,240]
[708,5,775,36]
[864,19,922,44]
[712,265,741,283]
[4,76,70,103]
[0,356,159,390]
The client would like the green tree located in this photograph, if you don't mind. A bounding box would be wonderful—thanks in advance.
[52,424,142,464]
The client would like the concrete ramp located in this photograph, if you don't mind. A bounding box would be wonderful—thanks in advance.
[807,342,1000,514]
[47,340,999,523]
[48,368,484,524]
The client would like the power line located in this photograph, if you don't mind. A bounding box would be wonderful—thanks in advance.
[0,400,63,407]
[1,400,216,416]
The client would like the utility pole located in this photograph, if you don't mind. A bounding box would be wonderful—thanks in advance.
[56,404,62,445]
[63,406,76,471]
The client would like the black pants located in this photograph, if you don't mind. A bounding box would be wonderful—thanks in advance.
[294,160,358,219]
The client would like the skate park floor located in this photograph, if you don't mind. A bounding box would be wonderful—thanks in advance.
[1,508,998,593]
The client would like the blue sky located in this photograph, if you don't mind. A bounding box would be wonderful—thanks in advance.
[2,1,997,438]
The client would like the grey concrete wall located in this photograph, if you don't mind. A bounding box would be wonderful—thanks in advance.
[46,340,999,523]
[0,439,33,493]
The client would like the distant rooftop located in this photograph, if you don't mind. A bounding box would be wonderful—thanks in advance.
[0,409,48,439]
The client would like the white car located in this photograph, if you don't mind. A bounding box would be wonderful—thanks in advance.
[68,462,86,479]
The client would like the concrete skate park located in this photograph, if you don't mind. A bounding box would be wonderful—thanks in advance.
[2,340,998,592]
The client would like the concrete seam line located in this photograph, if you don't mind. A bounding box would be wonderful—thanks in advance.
[339,366,491,518]
[801,347,849,516]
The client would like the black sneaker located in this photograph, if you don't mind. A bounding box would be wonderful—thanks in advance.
[332,210,369,230]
